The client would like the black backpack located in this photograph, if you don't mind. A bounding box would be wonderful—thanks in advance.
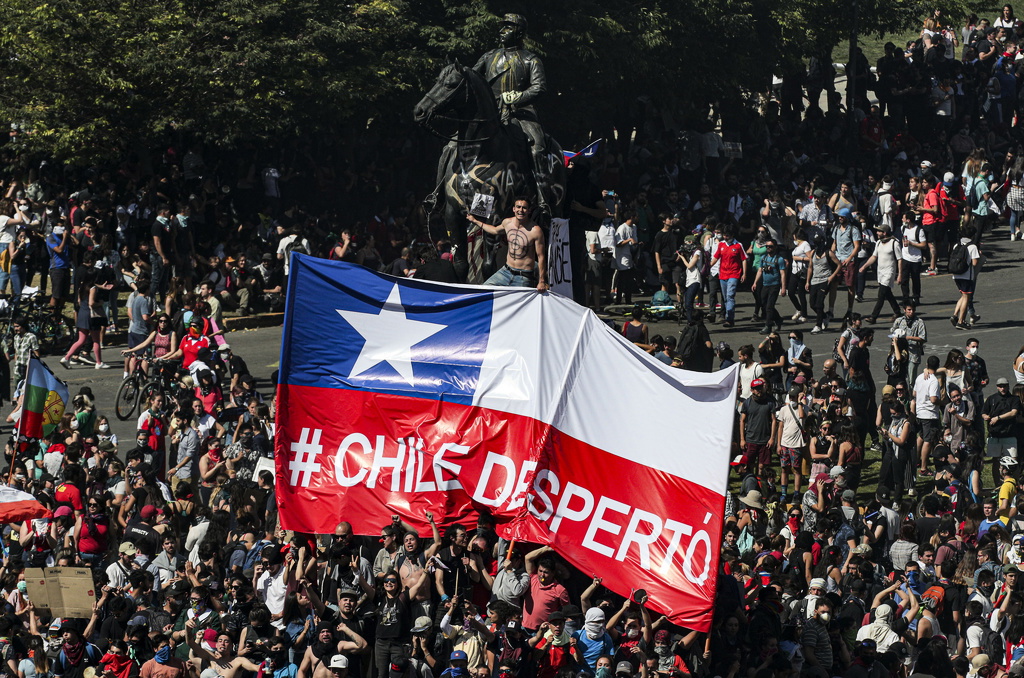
[948,241,971,275]
[975,619,1005,660]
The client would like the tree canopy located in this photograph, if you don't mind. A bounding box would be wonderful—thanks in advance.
[0,0,988,163]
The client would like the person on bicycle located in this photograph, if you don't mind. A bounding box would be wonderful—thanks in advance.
[158,316,210,370]
[121,312,177,380]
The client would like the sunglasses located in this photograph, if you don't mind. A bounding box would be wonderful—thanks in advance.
[384,579,399,584]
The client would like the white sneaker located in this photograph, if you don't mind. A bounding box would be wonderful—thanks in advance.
[791,312,801,321]
[94,362,112,370]
[59,357,71,369]
[798,316,807,322]
[811,325,822,334]
[122,372,129,380]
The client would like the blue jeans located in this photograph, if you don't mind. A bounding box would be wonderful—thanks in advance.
[9,265,23,297]
[721,277,739,321]
[484,265,537,288]
[683,282,701,323]
[1012,210,1023,236]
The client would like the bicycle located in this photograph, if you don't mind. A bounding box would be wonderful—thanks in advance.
[114,359,148,420]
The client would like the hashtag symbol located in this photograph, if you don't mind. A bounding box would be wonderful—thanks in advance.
[288,428,323,488]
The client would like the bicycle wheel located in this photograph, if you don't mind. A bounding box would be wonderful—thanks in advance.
[115,376,141,421]
[140,379,164,407]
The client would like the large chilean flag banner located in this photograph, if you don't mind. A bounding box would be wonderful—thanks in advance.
[275,255,738,631]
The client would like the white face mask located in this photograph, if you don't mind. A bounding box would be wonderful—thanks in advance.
[626,628,640,639]
[818,612,831,623]
[18,204,28,212]
[99,424,109,433]
[967,346,978,355]
[70,419,79,430]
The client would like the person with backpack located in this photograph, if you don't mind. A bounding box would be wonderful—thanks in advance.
[950,224,982,329]
[828,208,861,324]
[276,227,311,278]
[51,620,103,678]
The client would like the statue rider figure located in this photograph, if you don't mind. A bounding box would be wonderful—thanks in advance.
[426,14,551,217]
[473,14,550,214]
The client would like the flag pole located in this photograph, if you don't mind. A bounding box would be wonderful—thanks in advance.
[6,358,31,485]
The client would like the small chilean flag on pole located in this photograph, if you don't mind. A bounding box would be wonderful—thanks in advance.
[0,486,52,523]
[562,139,602,165]
[21,357,69,439]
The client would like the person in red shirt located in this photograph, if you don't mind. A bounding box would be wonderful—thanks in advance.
[711,226,749,328]
[160,317,211,369]
[523,546,570,632]
[529,611,572,678]
[54,464,85,517]
[916,174,945,274]
[938,172,965,262]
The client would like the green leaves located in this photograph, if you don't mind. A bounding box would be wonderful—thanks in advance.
[0,0,989,163]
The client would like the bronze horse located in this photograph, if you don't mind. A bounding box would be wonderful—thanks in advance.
[414,62,565,282]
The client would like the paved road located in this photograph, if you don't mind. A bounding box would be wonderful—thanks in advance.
[71,326,285,448]
[633,223,1023,389]
[84,221,1023,452]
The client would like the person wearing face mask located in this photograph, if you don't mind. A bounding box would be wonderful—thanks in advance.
[859,224,903,324]
[709,225,748,328]
[51,620,103,678]
[137,634,187,678]
[150,206,176,298]
[46,218,72,318]
[805,235,839,335]
[968,569,997,617]
[570,608,613,670]
[800,598,833,678]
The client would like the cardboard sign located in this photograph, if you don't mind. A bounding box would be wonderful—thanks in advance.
[547,217,573,298]
[469,193,495,219]
[25,567,96,618]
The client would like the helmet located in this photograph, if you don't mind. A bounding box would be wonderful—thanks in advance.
[1002,455,1019,468]
[501,13,528,31]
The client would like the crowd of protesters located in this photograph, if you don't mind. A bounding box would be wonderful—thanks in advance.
[7,8,1024,678]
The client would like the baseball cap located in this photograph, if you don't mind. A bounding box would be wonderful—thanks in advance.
[329,656,350,671]
[943,171,956,184]
[615,662,634,677]
[998,377,1010,386]
[547,611,566,622]
[882,385,895,396]
[1006,564,1021,574]
[54,505,73,519]
[837,207,852,218]
[411,616,432,634]
[389,659,409,678]
[119,542,139,555]
[841,489,856,502]
[750,378,765,388]
[814,472,834,485]
[921,160,934,168]
[829,465,845,478]
[140,505,158,520]
[450,651,469,663]
[972,655,991,671]
[337,588,360,600]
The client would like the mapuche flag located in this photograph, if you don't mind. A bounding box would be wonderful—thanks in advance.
[21,356,69,439]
